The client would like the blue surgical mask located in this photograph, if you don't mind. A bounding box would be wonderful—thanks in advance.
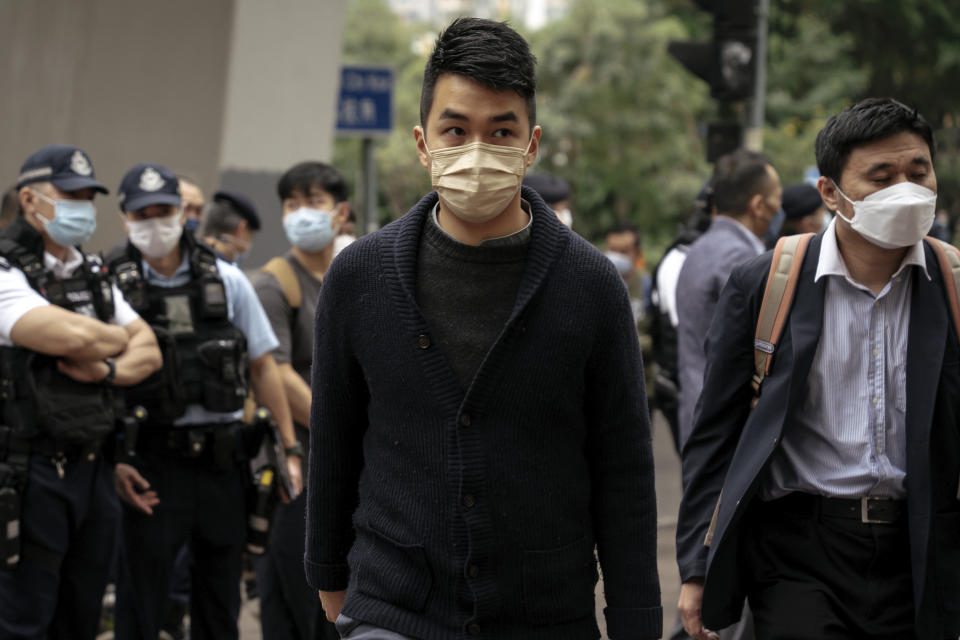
[605,250,633,276]
[283,207,335,252]
[33,189,97,246]
[183,217,201,234]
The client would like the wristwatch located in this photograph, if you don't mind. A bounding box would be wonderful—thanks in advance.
[284,442,305,458]
[103,357,116,384]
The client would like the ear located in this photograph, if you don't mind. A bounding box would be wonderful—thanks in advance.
[333,201,350,226]
[235,219,248,234]
[18,186,35,214]
[747,192,765,219]
[414,126,430,170]
[817,176,841,212]
[118,211,130,234]
[525,126,542,168]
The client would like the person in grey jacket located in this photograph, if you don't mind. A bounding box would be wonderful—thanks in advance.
[676,149,782,450]
[671,149,781,640]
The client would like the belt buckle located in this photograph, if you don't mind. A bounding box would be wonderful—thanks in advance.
[860,497,890,524]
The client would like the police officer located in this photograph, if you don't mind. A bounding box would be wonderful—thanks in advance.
[108,162,302,639]
[201,189,261,264]
[0,144,162,638]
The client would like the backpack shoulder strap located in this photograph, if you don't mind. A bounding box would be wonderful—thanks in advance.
[751,233,815,408]
[261,256,301,310]
[925,236,960,341]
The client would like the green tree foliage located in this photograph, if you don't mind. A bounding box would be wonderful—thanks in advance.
[530,0,711,244]
[334,0,430,225]
[796,0,960,217]
[336,0,960,245]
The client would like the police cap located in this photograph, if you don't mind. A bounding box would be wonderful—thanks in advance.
[118,163,182,212]
[213,189,260,231]
[522,173,571,206]
[782,183,824,220]
[17,144,109,194]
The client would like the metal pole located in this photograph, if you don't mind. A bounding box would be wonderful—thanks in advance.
[362,137,378,234]
[744,0,769,151]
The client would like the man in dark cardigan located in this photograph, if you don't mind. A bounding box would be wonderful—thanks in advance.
[305,17,661,640]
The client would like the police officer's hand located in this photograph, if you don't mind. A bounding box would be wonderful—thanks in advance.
[57,358,110,383]
[286,454,303,500]
[115,463,159,515]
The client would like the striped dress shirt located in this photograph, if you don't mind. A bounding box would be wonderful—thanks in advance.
[762,220,929,500]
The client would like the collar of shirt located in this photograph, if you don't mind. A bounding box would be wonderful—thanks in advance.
[43,246,83,279]
[141,253,193,287]
[714,215,767,255]
[429,199,533,248]
[815,217,930,290]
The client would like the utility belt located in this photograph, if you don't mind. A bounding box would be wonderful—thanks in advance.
[133,421,263,470]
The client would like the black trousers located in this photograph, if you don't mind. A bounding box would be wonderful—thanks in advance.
[743,493,914,640]
[254,424,338,640]
[114,450,247,640]
[0,452,119,640]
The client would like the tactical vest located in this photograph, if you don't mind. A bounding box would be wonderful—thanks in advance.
[107,234,248,426]
[0,218,117,443]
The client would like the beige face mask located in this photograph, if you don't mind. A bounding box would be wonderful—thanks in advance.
[420,133,532,224]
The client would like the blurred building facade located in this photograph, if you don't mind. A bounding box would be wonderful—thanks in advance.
[0,0,347,267]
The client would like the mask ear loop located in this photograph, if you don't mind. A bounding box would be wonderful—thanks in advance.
[830,180,857,225]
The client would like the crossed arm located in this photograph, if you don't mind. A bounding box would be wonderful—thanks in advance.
[10,306,161,384]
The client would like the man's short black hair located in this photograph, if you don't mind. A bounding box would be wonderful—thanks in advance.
[606,222,641,249]
[420,17,537,134]
[277,162,348,203]
[711,149,774,216]
[815,97,935,185]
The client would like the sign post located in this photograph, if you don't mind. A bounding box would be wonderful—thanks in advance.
[336,66,393,235]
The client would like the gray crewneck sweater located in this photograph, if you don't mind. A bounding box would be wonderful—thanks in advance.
[415,203,531,390]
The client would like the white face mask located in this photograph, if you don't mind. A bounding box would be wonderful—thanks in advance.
[420,130,532,224]
[127,212,184,259]
[833,180,937,249]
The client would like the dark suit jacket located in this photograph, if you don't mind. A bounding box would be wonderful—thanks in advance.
[676,232,960,639]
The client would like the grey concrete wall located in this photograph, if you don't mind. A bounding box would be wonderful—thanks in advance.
[0,0,346,264]
[0,0,234,252]
[218,0,346,269]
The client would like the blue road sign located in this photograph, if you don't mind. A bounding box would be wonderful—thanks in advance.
[336,66,393,136]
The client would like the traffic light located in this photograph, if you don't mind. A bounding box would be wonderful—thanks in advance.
[669,0,758,103]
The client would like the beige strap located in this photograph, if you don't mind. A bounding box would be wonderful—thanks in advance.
[261,257,302,310]
[703,489,722,547]
[926,236,960,343]
[923,237,960,502]
[751,233,814,408]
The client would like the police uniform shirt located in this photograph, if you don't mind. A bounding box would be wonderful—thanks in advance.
[0,246,139,346]
[140,254,279,426]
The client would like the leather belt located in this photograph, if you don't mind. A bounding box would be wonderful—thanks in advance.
[768,492,906,524]
[820,496,906,524]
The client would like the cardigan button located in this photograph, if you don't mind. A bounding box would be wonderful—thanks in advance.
[467,623,481,636]
[459,413,471,427]
[468,563,480,578]
[417,334,431,349]
[462,494,476,508]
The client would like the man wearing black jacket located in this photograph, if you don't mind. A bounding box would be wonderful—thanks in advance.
[677,99,960,640]
[305,17,661,640]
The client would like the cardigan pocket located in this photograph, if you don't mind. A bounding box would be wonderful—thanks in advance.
[522,535,598,626]
[355,522,433,614]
